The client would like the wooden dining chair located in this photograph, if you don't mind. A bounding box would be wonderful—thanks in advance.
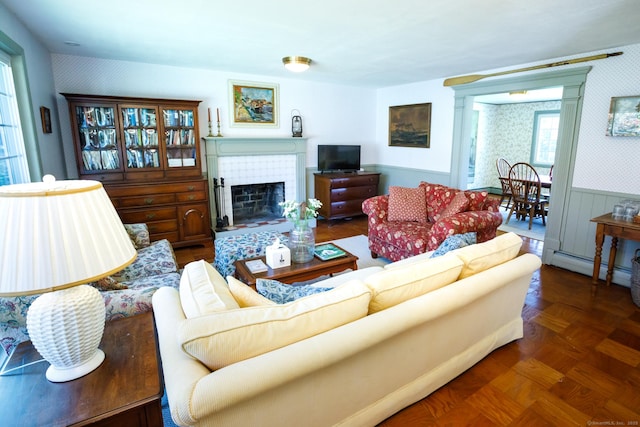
[506,162,548,230]
[496,158,512,209]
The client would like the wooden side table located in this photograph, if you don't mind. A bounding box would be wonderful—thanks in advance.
[590,213,640,295]
[0,311,164,427]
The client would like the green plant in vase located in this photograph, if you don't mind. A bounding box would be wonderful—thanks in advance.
[279,198,322,263]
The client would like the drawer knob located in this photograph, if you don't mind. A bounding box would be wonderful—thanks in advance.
[187,186,195,191]
[146,213,156,219]
[188,195,195,201]
[144,198,154,204]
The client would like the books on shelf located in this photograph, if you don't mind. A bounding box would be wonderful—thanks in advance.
[314,244,347,261]
[245,259,268,273]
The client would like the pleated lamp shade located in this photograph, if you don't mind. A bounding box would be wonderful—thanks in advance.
[0,177,136,296]
[0,177,137,382]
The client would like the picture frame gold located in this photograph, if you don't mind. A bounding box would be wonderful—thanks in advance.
[389,103,431,147]
[228,80,279,128]
[606,95,640,137]
[40,106,52,134]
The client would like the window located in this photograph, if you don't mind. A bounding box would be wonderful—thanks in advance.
[530,110,560,167]
[0,50,29,186]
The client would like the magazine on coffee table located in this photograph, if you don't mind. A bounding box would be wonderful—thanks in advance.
[314,243,347,261]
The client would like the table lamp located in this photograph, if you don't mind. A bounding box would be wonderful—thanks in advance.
[0,176,136,382]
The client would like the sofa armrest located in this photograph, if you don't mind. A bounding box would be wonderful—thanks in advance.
[430,210,503,246]
[362,195,389,221]
[112,239,178,282]
[124,223,151,249]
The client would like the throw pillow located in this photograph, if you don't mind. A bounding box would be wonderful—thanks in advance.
[363,255,464,313]
[432,192,470,221]
[387,186,427,222]
[449,232,522,279]
[89,276,128,291]
[431,232,477,258]
[463,190,489,211]
[123,223,150,249]
[179,260,240,318]
[227,276,276,307]
[256,278,333,304]
[177,280,371,370]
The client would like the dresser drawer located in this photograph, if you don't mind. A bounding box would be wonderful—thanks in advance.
[330,186,377,202]
[117,194,176,207]
[329,200,366,218]
[330,175,379,188]
[176,190,207,203]
[147,220,179,234]
[118,207,176,223]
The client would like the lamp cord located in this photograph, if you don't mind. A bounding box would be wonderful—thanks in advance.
[0,357,46,376]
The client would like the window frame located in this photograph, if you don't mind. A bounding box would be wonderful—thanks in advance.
[530,109,560,168]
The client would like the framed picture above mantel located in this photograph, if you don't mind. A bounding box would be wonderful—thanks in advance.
[388,103,431,148]
[229,80,279,128]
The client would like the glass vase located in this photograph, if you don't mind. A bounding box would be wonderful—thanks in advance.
[289,222,315,263]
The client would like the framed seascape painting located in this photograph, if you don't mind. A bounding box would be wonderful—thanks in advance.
[389,103,431,147]
[606,95,640,137]
[229,80,279,128]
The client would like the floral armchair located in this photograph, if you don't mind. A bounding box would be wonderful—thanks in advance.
[0,223,180,355]
[362,182,503,262]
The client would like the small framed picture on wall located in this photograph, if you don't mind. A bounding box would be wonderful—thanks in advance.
[228,80,279,128]
[40,106,52,134]
[606,95,640,137]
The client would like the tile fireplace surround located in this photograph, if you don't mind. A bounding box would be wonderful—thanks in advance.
[204,137,308,238]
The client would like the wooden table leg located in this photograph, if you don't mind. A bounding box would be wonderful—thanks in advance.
[592,223,604,295]
[606,236,618,287]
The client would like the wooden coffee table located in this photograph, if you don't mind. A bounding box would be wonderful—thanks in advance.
[0,312,163,427]
[235,243,358,287]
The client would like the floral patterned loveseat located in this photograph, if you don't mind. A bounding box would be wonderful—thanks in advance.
[0,223,180,355]
[362,181,503,262]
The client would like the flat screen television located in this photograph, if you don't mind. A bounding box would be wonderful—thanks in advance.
[317,145,361,172]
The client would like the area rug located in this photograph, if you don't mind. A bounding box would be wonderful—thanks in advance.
[497,207,545,241]
[327,234,390,269]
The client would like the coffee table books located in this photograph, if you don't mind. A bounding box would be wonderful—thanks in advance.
[314,243,347,261]
[245,259,268,273]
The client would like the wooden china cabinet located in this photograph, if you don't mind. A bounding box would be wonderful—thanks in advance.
[63,93,211,248]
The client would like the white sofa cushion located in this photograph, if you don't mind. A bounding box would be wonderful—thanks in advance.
[364,255,464,313]
[450,232,523,279]
[178,280,371,370]
[179,260,239,318]
[226,276,276,307]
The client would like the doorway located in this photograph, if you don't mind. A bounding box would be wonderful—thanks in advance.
[468,88,563,240]
[449,67,591,264]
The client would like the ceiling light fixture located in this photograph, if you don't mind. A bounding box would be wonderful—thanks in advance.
[282,56,312,72]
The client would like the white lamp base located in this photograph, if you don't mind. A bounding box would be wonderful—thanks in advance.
[45,349,105,382]
[26,285,106,383]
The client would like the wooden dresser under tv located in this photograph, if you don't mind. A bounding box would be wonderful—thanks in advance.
[314,172,380,220]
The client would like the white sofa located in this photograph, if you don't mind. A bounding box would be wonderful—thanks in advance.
[152,232,541,427]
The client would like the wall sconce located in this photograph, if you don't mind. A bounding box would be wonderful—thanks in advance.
[291,110,303,137]
[282,56,312,72]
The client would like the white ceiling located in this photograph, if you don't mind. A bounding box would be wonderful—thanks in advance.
[3,0,640,88]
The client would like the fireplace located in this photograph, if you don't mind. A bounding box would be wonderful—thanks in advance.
[231,182,285,225]
[204,137,308,237]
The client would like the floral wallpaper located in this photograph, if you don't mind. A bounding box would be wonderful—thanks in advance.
[468,100,561,190]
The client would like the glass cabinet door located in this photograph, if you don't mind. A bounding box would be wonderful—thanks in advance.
[121,106,160,170]
[162,108,196,168]
[75,106,120,172]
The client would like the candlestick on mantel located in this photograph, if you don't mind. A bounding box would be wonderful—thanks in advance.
[208,108,212,122]
[216,108,223,137]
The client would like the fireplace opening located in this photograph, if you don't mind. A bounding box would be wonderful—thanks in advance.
[231,182,285,225]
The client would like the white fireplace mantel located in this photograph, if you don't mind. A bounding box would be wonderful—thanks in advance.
[203,137,308,235]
